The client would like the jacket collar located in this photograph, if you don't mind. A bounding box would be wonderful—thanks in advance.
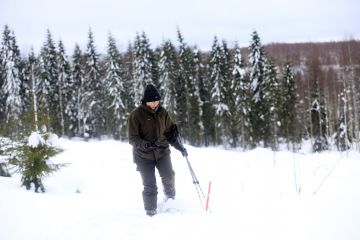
[140,104,162,114]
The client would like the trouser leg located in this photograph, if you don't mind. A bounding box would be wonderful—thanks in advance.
[136,159,158,211]
[156,154,176,199]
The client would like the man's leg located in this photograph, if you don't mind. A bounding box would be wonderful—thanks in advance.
[136,159,158,215]
[156,154,175,199]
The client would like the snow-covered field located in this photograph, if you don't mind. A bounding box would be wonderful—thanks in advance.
[1,139,360,240]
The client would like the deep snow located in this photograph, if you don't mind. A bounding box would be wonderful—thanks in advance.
[1,139,360,240]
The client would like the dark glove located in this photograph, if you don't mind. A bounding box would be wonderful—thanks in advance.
[144,141,168,150]
[172,139,188,157]
[180,147,188,157]
[144,141,158,150]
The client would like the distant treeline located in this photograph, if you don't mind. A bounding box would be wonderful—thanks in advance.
[1,24,359,152]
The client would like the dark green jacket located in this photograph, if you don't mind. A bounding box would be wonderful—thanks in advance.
[128,104,174,161]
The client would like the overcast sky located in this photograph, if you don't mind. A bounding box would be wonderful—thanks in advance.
[1,0,359,54]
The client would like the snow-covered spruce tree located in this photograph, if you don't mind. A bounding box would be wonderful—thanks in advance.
[195,49,215,146]
[104,34,126,139]
[310,75,328,152]
[186,51,202,146]
[335,90,351,151]
[342,57,359,150]
[133,32,154,105]
[57,40,71,136]
[348,64,360,151]
[122,43,136,119]
[229,45,242,148]
[306,54,329,152]
[83,29,105,138]
[24,50,43,133]
[65,44,84,137]
[248,31,267,147]
[158,40,178,119]
[219,40,233,147]
[20,49,36,132]
[263,58,281,150]
[0,25,23,136]
[150,46,160,89]
[208,37,231,145]
[335,114,351,151]
[38,30,60,134]
[232,44,251,149]
[175,29,189,140]
[208,37,222,144]
[6,130,64,192]
[0,44,4,132]
[280,59,299,150]
[178,34,202,146]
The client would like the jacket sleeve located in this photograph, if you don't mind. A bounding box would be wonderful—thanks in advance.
[128,111,147,149]
[163,111,175,141]
[163,112,185,151]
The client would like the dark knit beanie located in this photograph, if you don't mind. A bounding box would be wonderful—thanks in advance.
[142,84,161,103]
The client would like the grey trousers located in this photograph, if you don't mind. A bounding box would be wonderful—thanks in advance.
[135,153,175,211]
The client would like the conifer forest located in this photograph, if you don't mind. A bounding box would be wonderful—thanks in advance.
[1,25,360,152]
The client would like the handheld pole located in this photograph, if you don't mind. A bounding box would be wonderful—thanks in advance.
[178,130,211,212]
[184,156,212,212]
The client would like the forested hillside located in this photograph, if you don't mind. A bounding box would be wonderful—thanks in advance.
[1,25,359,152]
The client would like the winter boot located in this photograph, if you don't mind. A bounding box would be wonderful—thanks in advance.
[143,194,157,216]
[146,209,157,217]
[165,193,175,200]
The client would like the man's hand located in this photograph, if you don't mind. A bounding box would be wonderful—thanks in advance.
[144,141,158,150]
[144,141,168,150]
[181,147,188,157]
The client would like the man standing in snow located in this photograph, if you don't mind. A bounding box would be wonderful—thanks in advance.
[128,84,188,216]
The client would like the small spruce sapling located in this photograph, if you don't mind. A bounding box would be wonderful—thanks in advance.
[6,129,65,192]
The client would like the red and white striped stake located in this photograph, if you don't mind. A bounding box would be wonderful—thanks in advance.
[205,181,212,212]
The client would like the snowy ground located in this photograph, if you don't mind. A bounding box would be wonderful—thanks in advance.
[1,138,360,240]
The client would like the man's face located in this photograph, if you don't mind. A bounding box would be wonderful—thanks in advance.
[146,101,159,110]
